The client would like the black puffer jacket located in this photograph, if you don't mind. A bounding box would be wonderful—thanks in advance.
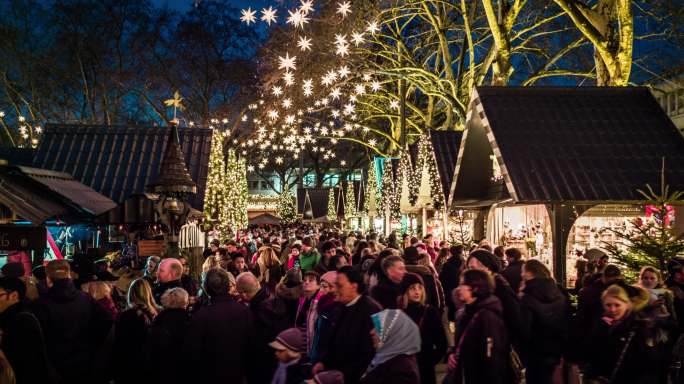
[519,277,569,360]
[145,308,189,384]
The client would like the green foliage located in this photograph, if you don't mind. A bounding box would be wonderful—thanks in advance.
[204,131,226,221]
[219,149,248,236]
[276,184,298,225]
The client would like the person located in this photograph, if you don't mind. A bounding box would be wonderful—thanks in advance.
[184,268,253,383]
[467,249,524,350]
[277,269,304,325]
[309,271,342,362]
[84,280,118,318]
[315,242,336,274]
[153,258,183,304]
[446,269,509,384]
[236,272,290,383]
[94,259,117,282]
[229,253,250,277]
[296,271,322,330]
[314,266,382,384]
[667,258,684,335]
[178,256,198,296]
[202,239,223,259]
[404,246,444,311]
[359,309,421,384]
[399,273,447,384]
[301,237,322,273]
[286,244,303,270]
[308,370,345,384]
[584,284,670,383]
[493,246,506,270]
[576,264,626,332]
[1,262,39,301]
[142,256,161,285]
[423,234,437,263]
[270,328,310,384]
[0,276,54,383]
[501,248,524,293]
[518,260,568,384]
[434,247,450,275]
[113,278,158,383]
[145,288,190,384]
[256,246,284,294]
[370,255,406,309]
[32,260,113,384]
[440,245,465,322]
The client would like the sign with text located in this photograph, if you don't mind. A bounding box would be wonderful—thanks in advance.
[138,240,166,256]
[0,225,46,250]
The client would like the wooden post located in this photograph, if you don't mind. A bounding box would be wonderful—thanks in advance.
[548,204,591,287]
[675,206,684,238]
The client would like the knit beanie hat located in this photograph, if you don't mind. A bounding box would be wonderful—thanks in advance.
[314,370,345,384]
[399,272,424,296]
[468,249,501,273]
[1,262,25,278]
[269,327,306,353]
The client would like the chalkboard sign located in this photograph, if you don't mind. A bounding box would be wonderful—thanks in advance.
[0,225,46,250]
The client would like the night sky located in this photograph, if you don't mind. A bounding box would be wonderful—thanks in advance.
[152,0,277,12]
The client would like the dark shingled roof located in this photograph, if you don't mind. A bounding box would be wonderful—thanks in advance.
[430,130,463,204]
[454,86,684,204]
[33,125,212,209]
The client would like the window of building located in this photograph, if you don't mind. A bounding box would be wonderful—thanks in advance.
[347,171,361,181]
[303,173,316,187]
[248,180,260,190]
[322,174,340,187]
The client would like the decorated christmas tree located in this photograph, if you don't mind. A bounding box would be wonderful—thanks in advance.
[380,159,400,220]
[277,183,298,225]
[327,187,337,222]
[415,134,444,209]
[345,182,357,220]
[363,161,381,217]
[397,150,418,207]
[204,130,226,221]
[219,149,248,237]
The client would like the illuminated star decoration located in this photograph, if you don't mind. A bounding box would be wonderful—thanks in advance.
[283,71,295,86]
[278,52,297,71]
[367,21,380,35]
[260,7,277,25]
[351,32,365,46]
[297,36,312,51]
[336,1,352,18]
[287,9,310,29]
[300,0,314,14]
[335,43,349,57]
[240,8,257,25]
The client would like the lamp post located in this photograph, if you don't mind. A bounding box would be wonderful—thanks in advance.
[147,124,197,258]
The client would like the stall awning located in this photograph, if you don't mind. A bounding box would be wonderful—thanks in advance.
[249,213,281,226]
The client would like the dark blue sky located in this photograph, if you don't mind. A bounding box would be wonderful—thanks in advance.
[152,0,277,12]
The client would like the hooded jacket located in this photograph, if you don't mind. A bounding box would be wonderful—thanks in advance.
[406,264,445,311]
[519,277,569,359]
[32,278,113,384]
[145,308,190,384]
[451,295,509,384]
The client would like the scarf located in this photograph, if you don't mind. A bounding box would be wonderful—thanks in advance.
[271,358,299,384]
[364,309,420,375]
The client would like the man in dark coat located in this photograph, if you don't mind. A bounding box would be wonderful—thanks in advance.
[518,260,569,384]
[440,245,465,321]
[314,266,382,384]
[236,272,290,384]
[369,255,406,309]
[183,268,253,383]
[502,247,524,293]
[32,260,113,384]
[0,276,55,383]
[153,258,183,304]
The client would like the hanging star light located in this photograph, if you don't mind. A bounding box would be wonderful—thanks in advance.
[344,103,355,115]
[283,71,295,86]
[297,36,312,51]
[282,98,293,109]
[335,43,349,57]
[260,6,277,25]
[272,85,283,96]
[285,115,296,124]
[351,32,365,46]
[331,110,340,118]
[336,1,351,18]
[300,0,314,14]
[241,115,248,122]
[371,81,381,92]
[362,73,372,82]
[368,138,377,146]
[354,84,365,95]
[268,110,279,120]
[240,7,257,24]
[278,52,297,71]
[367,21,380,35]
[338,66,350,78]
[330,88,341,100]
[390,100,400,110]
[286,9,309,29]
[334,34,347,46]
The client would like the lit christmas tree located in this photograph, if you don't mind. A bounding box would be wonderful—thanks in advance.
[277,183,298,225]
[415,134,444,209]
[363,162,380,217]
[344,182,357,220]
[327,187,337,222]
[380,159,400,220]
[204,130,226,221]
[219,149,248,237]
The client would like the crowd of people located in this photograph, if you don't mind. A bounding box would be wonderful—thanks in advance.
[0,225,682,384]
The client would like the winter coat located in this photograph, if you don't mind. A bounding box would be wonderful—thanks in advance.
[321,295,382,384]
[183,295,253,383]
[668,279,684,335]
[370,278,401,309]
[32,278,113,384]
[501,260,524,294]
[406,264,445,311]
[585,310,671,384]
[439,257,462,321]
[145,308,189,384]
[519,278,569,362]
[276,281,303,326]
[300,249,321,272]
[0,301,55,384]
[405,303,447,384]
[247,287,291,383]
[450,296,509,384]
[309,293,343,362]
[180,274,198,296]
[359,354,420,384]
[153,279,182,305]
[493,274,524,351]
[296,290,324,354]
[96,297,118,319]
[113,306,155,383]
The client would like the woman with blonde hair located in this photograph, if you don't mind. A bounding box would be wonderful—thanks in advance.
[84,281,118,318]
[584,284,669,383]
[113,278,158,383]
[256,246,283,294]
